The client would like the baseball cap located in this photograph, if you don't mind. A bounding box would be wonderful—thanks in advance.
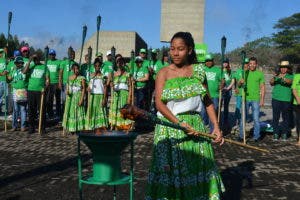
[151,49,157,54]
[106,50,112,56]
[244,58,249,63]
[96,52,103,57]
[139,48,146,53]
[205,54,214,61]
[21,46,29,53]
[14,56,24,63]
[0,48,4,52]
[13,50,21,57]
[49,49,56,55]
[223,58,229,63]
[135,56,143,63]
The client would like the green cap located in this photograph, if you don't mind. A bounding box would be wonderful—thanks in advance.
[151,49,157,54]
[205,54,214,61]
[0,48,4,52]
[139,48,146,53]
[96,52,103,57]
[244,58,249,63]
[14,56,24,63]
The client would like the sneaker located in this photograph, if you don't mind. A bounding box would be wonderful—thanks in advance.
[254,137,262,143]
[21,127,28,132]
[236,137,244,142]
[273,134,279,141]
[10,128,17,132]
[282,134,287,141]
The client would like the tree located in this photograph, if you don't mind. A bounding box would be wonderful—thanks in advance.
[273,12,300,63]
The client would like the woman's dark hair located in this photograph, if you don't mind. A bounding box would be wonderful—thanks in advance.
[161,51,169,65]
[170,32,197,64]
[71,63,80,70]
[93,58,102,65]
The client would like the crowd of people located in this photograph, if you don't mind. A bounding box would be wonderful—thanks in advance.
[0,41,299,145]
[0,32,300,199]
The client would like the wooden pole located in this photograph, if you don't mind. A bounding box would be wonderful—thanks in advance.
[218,36,226,124]
[241,51,247,144]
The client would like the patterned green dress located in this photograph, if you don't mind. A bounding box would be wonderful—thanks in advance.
[109,72,133,129]
[145,64,225,200]
[85,74,108,130]
[62,76,86,132]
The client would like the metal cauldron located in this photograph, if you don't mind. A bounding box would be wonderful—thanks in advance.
[78,130,137,183]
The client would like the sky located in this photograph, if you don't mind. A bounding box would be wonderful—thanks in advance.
[0,0,299,59]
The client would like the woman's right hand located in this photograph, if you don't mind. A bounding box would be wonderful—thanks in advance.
[179,122,197,136]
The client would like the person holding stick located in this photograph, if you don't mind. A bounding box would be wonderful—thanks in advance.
[23,54,49,134]
[202,54,223,132]
[85,58,108,133]
[233,57,249,141]
[62,63,86,133]
[145,32,224,200]
[108,55,133,130]
[5,56,28,132]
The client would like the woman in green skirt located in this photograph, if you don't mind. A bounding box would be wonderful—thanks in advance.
[108,55,133,130]
[62,63,86,133]
[145,32,225,200]
[85,58,108,132]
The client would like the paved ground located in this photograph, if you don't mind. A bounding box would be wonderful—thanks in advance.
[0,106,299,200]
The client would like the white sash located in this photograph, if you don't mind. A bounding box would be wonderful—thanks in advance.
[89,78,104,94]
[114,83,128,91]
[157,95,203,117]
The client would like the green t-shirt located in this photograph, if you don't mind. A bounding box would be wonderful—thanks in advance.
[28,64,49,91]
[0,58,7,82]
[204,65,222,98]
[102,61,113,77]
[9,67,28,89]
[245,70,265,101]
[7,60,15,73]
[133,65,149,88]
[149,60,164,80]
[22,57,34,68]
[47,59,61,84]
[291,74,300,105]
[272,74,293,102]
[61,59,76,84]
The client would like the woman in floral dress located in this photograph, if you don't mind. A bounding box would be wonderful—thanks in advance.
[145,32,225,200]
[85,58,108,132]
[108,55,133,130]
[62,63,86,133]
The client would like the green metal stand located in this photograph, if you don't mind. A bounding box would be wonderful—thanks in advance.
[77,131,136,200]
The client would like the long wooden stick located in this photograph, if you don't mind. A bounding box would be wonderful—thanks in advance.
[120,104,269,153]
[241,51,247,144]
[38,89,45,134]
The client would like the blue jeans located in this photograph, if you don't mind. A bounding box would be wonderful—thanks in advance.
[201,97,219,132]
[134,88,146,109]
[246,101,260,139]
[12,101,27,129]
[0,81,8,113]
[235,96,244,138]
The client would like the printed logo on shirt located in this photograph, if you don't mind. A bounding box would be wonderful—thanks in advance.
[206,72,216,81]
[48,64,58,72]
[32,69,45,78]
[0,63,5,70]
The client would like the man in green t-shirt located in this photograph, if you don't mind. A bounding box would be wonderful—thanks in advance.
[132,56,149,109]
[6,56,28,131]
[202,54,223,131]
[0,48,8,115]
[102,50,114,77]
[245,57,265,142]
[46,49,61,120]
[292,67,300,145]
[270,61,293,140]
[23,54,50,134]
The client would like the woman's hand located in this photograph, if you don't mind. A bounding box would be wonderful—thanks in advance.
[212,126,224,145]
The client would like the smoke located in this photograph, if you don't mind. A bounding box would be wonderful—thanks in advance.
[20,32,80,59]
[242,0,269,42]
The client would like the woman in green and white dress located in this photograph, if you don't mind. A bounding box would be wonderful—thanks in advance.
[85,58,108,132]
[145,32,225,200]
[109,56,133,130]
[62,63,86,133]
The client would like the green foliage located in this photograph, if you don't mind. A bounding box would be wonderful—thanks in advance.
[273,12,300,63]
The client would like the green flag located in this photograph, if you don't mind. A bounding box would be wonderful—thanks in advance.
[195,43,207,63]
